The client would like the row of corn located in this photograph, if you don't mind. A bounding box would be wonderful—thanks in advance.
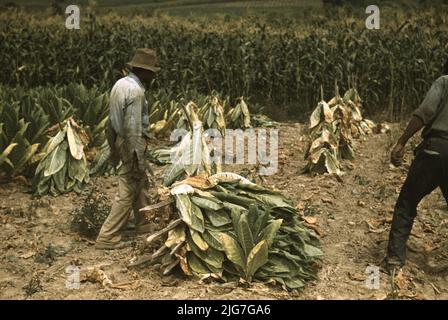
[1,11,446,119]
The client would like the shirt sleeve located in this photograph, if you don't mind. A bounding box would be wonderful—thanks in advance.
[123,88,148,171]
[109,85,125,137]
[413,77,444,124]
[123,87,145,138]
[142,97,151,139]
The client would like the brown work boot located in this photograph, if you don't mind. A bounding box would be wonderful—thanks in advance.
[95,241,132,250]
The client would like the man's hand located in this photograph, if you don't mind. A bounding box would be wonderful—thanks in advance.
[390,115,424,167]
[391,142,405,166]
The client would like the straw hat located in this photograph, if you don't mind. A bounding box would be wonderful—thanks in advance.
[127,48,161,72]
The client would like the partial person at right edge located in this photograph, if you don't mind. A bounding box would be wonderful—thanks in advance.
[386,58,448,273]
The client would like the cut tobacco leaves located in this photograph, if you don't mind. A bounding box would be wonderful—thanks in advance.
[226,97,251,129]
[200,96,226,135]
[141,173,322,290]
[32,118,90,196]
[163,102,215,187]
[304,87,376,175]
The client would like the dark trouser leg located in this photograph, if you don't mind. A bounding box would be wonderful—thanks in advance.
[439,148,448,204]
[387,153,441,265]
[440,181,448,205]
[440,166,448,205]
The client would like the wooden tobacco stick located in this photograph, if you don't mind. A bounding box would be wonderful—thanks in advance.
[139,199,174,212]
[127,254,153,268]
[145,218,182,246]
[163,260,180,276]
[169,241,184,256]
[127,246,169,268]
[152,245,168,260]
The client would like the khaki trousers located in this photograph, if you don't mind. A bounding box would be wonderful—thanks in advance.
[96,152,150,245]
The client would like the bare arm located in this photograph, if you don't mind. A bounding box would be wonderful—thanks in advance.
[390,116,424,166]
[391,77,444,166]
[397,115,424,146]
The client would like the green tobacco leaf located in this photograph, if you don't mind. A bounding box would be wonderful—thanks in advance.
[67,121,84,160]
[44,143,67,177]
[310,101,332,128]
[14,143,39,173]
[241,101,251,128]
[203,223,233,233]
[65,178,76,191]
[249,205,269,238]
[165,224,186,249]
[0,143,18,167]
[220,233,246,271]
[147,146,172,165]
[206,107,214,128]
[53,163,67,193]
[36,175,51,195]
[163,152,188,187]
[244,192,292,209]
[188,126,202,175]
[309,104,321,129]
[7,125,30,168]
[339,143,355,160]
[203,262,223,277]
[187,235,224,269]
[324,150,341,175]
[283,277,305,289]
[44,127,66,155]
[35,154,51,177]
[236,213,254,258]
[247,205,259,230]
[190,203,205,233]
[1,157,13,169]
[68,156,87,182]
[262,256,291,274]
[230,207,241,230]
[191,196,223,211]
[274,249,318,276]
[222,201,248,212]
[303,244,323,258]
[189,229,209,251]
[204,209,231,227]
[259,219,283,246]
[202,230,224,251]
[210,191,256,207]
[203,247,225,269]
[246,240,268,281]
[175,194,193,227]
[163,132,193,185]
[49,178,59,196]
[90,142,110,175]
[187,252,210,275]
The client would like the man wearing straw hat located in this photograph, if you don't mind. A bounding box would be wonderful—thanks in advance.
[96,48,161,250]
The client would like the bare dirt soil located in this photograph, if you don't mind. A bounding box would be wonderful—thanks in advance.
[1,123,447,300]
